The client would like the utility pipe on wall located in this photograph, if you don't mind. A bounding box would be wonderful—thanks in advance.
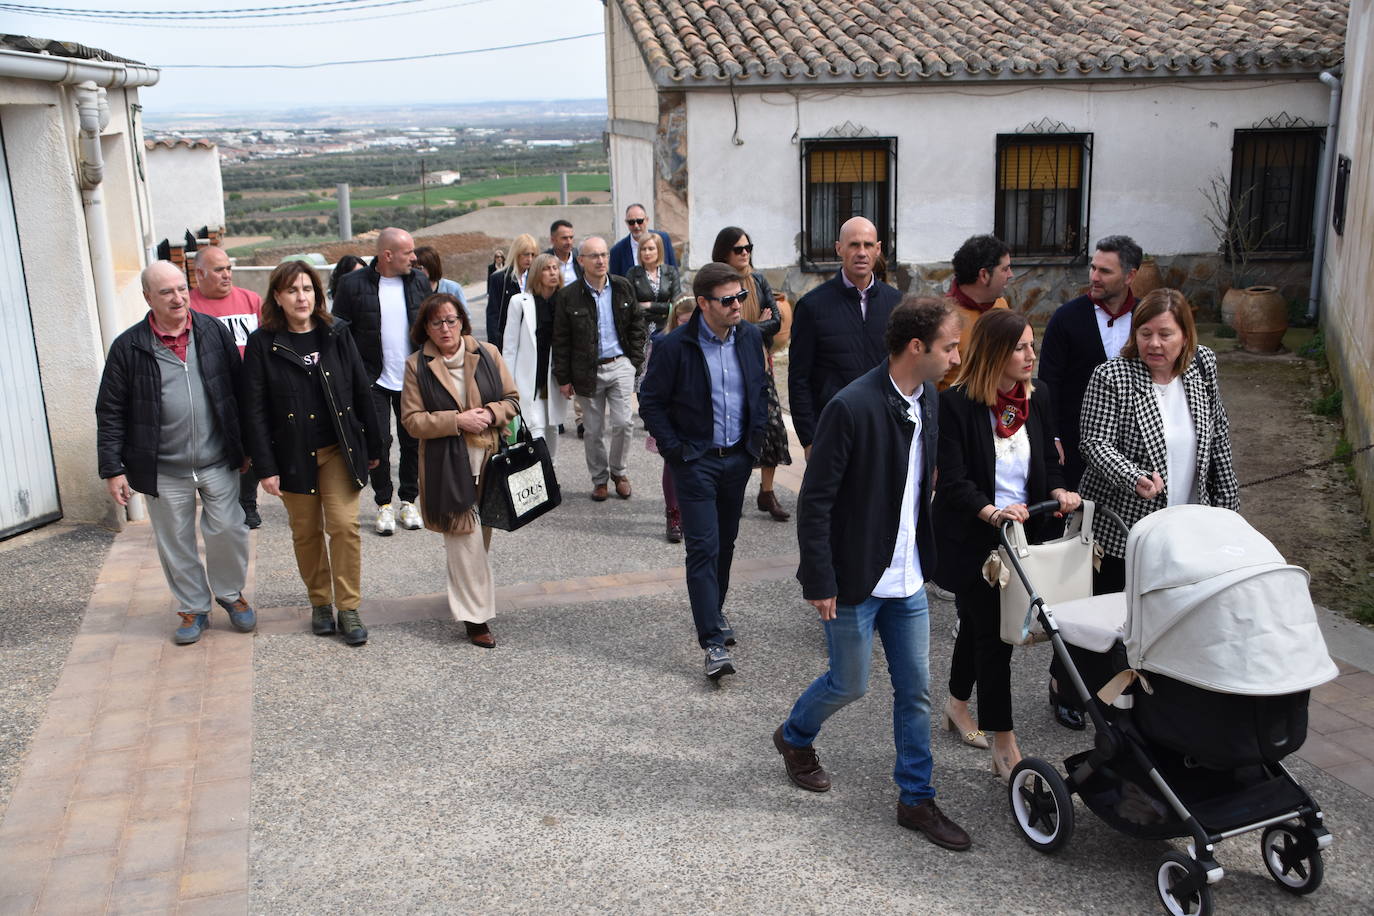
[1308,70,1343,323]
[75,82,123,352]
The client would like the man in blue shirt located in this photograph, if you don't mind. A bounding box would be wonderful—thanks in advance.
[551,237,646,500]
[639,262,769,680]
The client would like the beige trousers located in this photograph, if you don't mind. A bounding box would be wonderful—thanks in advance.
[444,524,496,623]
[279,444,363,611]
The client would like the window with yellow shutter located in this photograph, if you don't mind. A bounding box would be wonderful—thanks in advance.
[799,138,896,270]
[995,134,1091,262]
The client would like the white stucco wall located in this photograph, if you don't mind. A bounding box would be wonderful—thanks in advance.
[608,132,655,236]
[0,74,156,529]
[1321,0,1374,519]
[682,79,1332,270]
[146,145,225,246]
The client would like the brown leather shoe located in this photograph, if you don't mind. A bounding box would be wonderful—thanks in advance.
[463,621,496,648]
[757,489,790,521]
[773,725,831,792]
[591,484,609,501]
[612,474,632,499]
[896,799,971,851]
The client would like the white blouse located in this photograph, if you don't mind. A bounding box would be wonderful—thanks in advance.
[1153,376,1198,506]
[991,416,1031,509]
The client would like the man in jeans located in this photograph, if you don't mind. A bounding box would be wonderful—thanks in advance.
[96,261,256,645]
[551,236,645,501]
[332,227,432,535]
[775,296,972,851]
[639,262,769,680]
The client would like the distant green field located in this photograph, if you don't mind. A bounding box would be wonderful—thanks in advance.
[278,173,609,212]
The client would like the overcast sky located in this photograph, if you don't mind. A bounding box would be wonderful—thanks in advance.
[3,0,609,112]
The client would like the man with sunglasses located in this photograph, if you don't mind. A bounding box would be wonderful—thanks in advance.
[608,203,678,278]
[639,262,769,680]
[788,216,902,458]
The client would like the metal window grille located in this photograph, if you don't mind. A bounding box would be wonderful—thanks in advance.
[1230,128,1323,254]
[799,139,896,269]
[994,134,1091,262]
[1332,154,1350,237]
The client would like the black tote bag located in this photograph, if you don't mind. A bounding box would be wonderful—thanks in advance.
[479,409,561,531]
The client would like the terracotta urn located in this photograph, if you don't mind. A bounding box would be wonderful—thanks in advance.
[1221,286,1248,330]
[1234,286,1288,353]
[1132,257,1163,301]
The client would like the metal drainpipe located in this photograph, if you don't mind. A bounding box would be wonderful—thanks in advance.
[75,82,122,351]
[1308,70,1343,323]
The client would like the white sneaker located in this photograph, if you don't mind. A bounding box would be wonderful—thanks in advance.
[375,504,396,536]
[398,501,422,530]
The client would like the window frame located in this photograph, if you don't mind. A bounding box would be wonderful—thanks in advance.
[1228,127,1324,258]
[993,133,1093,266]
[798,137,897,272]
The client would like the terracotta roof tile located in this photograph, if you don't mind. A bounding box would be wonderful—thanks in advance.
[615,0,1347,85]
[144,138,216,151]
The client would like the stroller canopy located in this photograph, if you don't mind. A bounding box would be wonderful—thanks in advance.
[1123,505,1339,696]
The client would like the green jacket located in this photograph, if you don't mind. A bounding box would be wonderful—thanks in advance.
[551,275,646,397]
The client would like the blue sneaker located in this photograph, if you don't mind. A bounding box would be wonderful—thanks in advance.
[216,596,257,633]
[704,645,735,680]
[174,612,209,645]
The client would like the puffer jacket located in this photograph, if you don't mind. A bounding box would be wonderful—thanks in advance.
[240,318,383,494]
[550,275,646,397]
[95,310,243,497]
[330,261,432,383]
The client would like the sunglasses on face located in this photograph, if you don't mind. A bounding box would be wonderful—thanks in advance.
[626,218,646,226]
[428,317,460,329]
[731,244,754,255]
[708,289,750,307]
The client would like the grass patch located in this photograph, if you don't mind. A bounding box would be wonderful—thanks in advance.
[1298,330,1326,361]
[1214,324,1238,339]
[276,173,610,212]
[1354,600,1374,626]
[1312,389,1343,417]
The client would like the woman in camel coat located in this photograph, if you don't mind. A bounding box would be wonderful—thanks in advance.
[401,293,520,647]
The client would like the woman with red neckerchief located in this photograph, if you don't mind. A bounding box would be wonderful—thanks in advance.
[931,309,1081,782]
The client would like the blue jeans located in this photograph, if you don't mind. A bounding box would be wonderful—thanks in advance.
[673,447,753,648]
[783,589,934,805]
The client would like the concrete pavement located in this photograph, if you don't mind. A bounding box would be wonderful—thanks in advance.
[3,418,1374,913]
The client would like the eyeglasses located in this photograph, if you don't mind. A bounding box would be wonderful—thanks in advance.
[707,289,750,307]
[731,244,754,255]
[428,317,461,329]
[626,218,646,226]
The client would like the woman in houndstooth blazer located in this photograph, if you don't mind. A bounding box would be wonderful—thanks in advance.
[1079,289,1240,593]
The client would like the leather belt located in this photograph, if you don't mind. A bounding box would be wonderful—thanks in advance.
[707,443,745,458]
[597,356,621,365]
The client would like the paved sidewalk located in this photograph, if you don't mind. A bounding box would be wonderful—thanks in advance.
[3,429,1374,913]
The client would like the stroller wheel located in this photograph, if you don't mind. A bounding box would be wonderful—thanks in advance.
[1156,851,1214,916]
[1008,757,1074,852]
[1260,825,1324,895]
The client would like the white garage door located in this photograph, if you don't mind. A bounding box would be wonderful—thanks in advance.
[0,125,61,538]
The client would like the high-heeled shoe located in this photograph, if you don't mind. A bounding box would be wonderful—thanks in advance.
[942,702,989,749]
[989,745,1019,784]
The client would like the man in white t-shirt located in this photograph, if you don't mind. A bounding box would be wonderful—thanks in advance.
[331,228,432,535]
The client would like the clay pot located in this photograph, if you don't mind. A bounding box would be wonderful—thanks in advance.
[1234,286,1288,353]
[1221,286,1248,330]
[1132,258,1163,301]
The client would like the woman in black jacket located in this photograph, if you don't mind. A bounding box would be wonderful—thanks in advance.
[243,261,383,646]
[625,232,681,335]
[712,226,792,520]
[933,309,1080,781]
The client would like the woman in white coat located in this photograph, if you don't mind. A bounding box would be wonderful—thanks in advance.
[501,253,571,454]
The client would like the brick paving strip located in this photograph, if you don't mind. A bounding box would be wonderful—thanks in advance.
[3,406,1372,913]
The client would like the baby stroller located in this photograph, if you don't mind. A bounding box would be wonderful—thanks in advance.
[998,502,1339,915]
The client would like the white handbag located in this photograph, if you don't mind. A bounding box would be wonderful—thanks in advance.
[990,501,1097,645]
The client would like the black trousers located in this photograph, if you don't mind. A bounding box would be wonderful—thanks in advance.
[239,470,257,508]
[368,385,419,507]
[675,447,752,649]
[948,578,1014,732]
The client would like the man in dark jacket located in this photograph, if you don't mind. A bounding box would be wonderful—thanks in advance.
[787,216,903,455]
[331,227,431,535]
[640,262,769,680]
[96,261,256,646]
[552,236,646,501]
[1039,234,1142,488]
[608,203,677,278]
[774,296,973,852]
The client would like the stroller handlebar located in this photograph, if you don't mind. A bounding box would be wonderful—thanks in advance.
[1025,499,1063,519]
